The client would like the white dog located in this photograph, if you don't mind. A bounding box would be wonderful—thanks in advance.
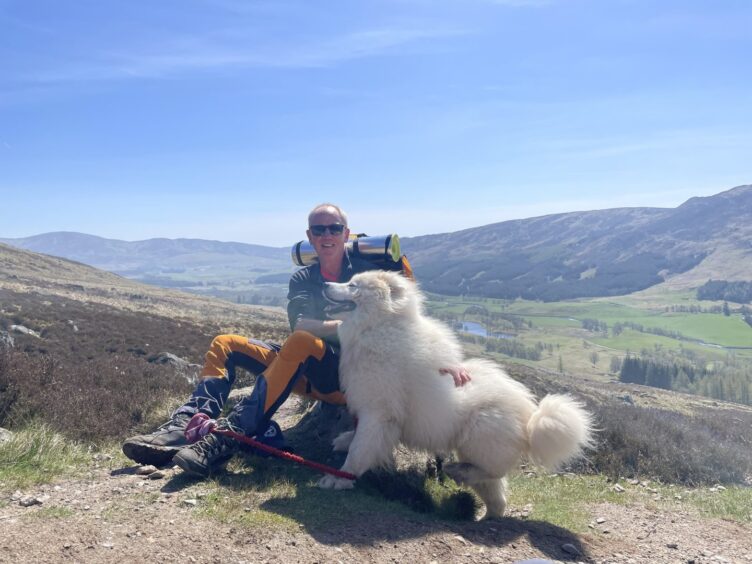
[317,270,594,519]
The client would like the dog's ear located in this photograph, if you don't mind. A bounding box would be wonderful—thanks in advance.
[383,272,411,310]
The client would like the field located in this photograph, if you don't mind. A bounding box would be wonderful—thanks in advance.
[3,242,752,562]
[425,288,752,384]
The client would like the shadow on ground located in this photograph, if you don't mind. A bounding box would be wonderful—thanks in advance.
[124,404,593,562]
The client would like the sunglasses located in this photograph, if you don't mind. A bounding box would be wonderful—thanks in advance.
[309,223,345,236]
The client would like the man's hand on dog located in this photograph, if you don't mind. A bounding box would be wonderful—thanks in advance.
[439,366,472,387]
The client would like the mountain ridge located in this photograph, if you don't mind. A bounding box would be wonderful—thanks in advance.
[2,184,751,301]
[401,184,752,299]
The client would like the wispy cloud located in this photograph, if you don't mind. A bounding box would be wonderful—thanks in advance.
[552,129,752,161]
[483,0,552,6]
[25,26,467,84]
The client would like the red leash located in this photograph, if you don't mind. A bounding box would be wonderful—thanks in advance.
[184,413,355,480]
[214,428,357,481]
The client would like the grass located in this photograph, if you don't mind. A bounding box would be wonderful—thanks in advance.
[425,289,752,388]
[429,292,752,348]
[1,423,750,537]
[22,506,75,520]
[191,453,478,531]
[186,470,752,535]
[507,474,623,532]
[510,474,752,531]
[0,424,91,490]
[683,485,752,522]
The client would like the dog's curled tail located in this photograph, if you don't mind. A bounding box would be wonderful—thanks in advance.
[526,394,594,470]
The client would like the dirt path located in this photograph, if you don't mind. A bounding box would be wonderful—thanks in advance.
[3,458,751,564]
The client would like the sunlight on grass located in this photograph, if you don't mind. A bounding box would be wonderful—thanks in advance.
[23,505,75,520]
[0,425,90,490]
[682,486,752,523]
[508,474,626,532]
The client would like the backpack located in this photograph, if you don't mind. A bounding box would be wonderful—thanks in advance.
[291,233,414,279]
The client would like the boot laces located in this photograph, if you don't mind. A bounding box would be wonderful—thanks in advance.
[157,412,190,431]
[191,419,241,457]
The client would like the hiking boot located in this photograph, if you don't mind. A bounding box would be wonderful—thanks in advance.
[122,412,192,466]
[173,418,241,478]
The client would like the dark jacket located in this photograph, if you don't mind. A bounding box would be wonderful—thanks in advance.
[286,252,377,342]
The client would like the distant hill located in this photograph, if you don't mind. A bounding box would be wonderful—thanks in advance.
[3,184,751,301]
[401,184,752,300]
[0,242,286,331]
[0,232,290,277]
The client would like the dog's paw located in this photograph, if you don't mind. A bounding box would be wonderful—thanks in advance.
[317,474,355,490]
[332,430,355,452]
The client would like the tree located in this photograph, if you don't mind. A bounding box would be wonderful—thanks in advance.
[589,351,600,366]
[609,356,622,374]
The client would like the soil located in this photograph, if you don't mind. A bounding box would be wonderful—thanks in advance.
[3,397,751,564]
[2,462,751,564]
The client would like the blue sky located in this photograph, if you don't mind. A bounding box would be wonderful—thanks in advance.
[2,0,751,246]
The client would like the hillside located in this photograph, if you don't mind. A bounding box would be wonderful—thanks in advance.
[0,242,286,331]
[0,233,292,304]
[402,184,752,300]
[2,244,752,563]
[3,185,752,303]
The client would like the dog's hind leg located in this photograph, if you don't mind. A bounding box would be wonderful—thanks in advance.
[444,463,508,519]
[471,478,507,519]
[443,462,496,484]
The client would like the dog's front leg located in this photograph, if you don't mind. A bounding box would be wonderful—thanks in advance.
[317,415,399,490]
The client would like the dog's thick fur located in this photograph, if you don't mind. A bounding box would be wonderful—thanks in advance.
[317,270,594,519]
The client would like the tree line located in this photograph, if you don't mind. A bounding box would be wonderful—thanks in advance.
[697,280,752,304]
[619,350,752,406]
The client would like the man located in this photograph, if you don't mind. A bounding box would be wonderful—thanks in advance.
[123,203,469,477]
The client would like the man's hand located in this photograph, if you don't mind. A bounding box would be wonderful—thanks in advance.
[439,366,471,387]
[293,317,341,337]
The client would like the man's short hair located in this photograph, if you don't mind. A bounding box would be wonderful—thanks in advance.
[308,203,348,227]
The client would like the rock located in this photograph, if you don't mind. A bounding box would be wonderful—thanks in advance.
[666,542,678,549]
[561,543,581,556]
[19,496,42,507]
[10,324,41,338]
[183,499,197,506]
[0,330,13,349]
[596,517,606,524]
[0,428,12,443]
[147,352,201,385]
[612,484,626,493]
[136,465,158,475]
[147,470,166,480]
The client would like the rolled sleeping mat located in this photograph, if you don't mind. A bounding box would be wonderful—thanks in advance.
[291,234,402,267]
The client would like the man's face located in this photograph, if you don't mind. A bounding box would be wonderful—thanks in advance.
[306,209,350,263]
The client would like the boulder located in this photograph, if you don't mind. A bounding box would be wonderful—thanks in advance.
[0,427,13,443]
[147,352,201,385]
[0,330,13,349]
[10,324,41,338]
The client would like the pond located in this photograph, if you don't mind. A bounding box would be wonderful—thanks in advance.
[459,321,514,340]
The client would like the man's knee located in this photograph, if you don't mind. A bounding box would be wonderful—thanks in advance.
[278,330,326,363]
[202,334,248,379]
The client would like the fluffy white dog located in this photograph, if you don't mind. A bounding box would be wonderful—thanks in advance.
[317,270,594,519]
